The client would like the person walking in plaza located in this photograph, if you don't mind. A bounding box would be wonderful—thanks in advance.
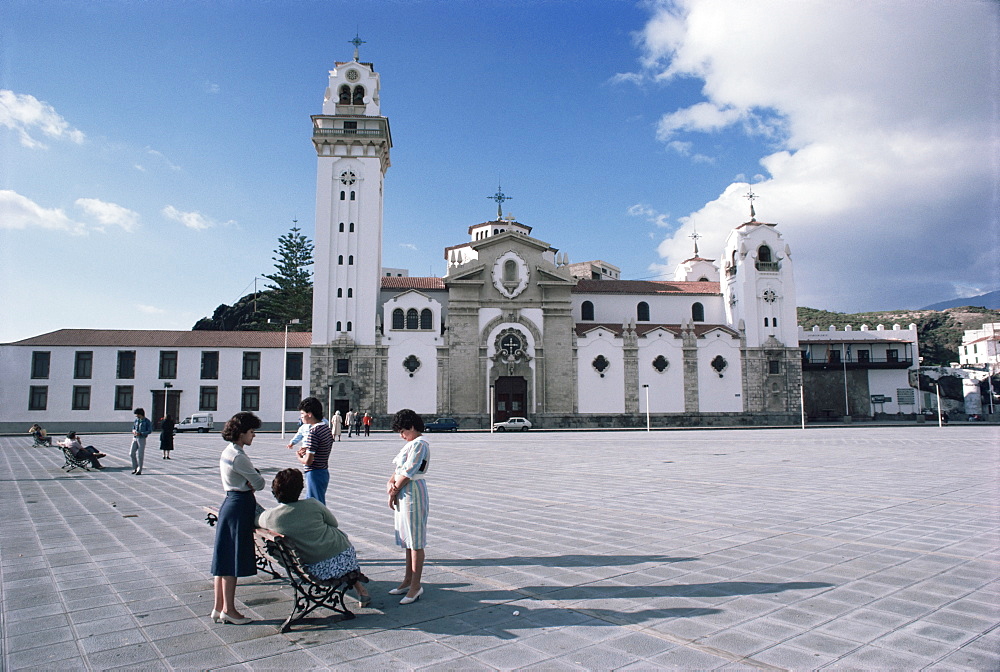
[345,410,355,437]
[210,411,266,625]
[363,412,372,437]
[58,431,106,469]
[130,408,152,475]
[258,468,370,606]
[332,409,343,442]
[296,397,333,505]
[386,409,430,604]
[160,414,175,459]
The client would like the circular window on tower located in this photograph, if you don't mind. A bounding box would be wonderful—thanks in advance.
[346,69,360,82]
[762,289,777,303]
[340,171,356,185]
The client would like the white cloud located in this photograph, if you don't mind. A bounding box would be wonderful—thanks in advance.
[0,90,85,149]
[75,198,140,233]
[639,0,999,310]
[399,243,418,251]
[146,148,182,171]
[0,190,88,234]
[162,205,232,230]
[628,203,672,228]
[136,304,166,314]
[204,81,220,94]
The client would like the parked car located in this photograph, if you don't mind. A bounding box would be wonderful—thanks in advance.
[175,413,215,433]
[492,417,532,432]
[424,417,459,432]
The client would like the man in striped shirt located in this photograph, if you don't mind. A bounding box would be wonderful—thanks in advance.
[295,397,333,505]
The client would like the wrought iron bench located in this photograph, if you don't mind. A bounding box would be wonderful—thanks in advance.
[202,506,280,579]
[59,445,94,472]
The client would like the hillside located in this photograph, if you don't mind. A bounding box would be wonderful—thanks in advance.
[797,306,1000,366]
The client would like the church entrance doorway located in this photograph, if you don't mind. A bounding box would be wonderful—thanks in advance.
[333,399,350,419]
[494,376,527,422]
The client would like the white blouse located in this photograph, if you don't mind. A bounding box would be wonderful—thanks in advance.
[220,443,266,492]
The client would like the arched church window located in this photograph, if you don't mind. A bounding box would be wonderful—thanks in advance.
[698,276,709,282]
[336,321,342,331]
[338,85,351,104]
[339,222,344,232]
[637,302,650,322]
[504,260,517,282]
[652,355,669,372]
[337,288,343,298]
[581,301,594,321]
[392,309,404,330]
[350,191,356,200]
[420,309,433,330]
[348,255,354,265]
[406,309,418,330]
[347,288,353,298]
[349,222,355,232]
[338,255,344,265]
[352,85,365,105]
[773,317,778,327]
[758,245,772,263]
[346,321,352,331]
[692,302,705,322]
[592,355,610,377]
[340,191,346,200]
[764,317,769,327]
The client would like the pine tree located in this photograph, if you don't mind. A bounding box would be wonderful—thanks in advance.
[259,225,314,330]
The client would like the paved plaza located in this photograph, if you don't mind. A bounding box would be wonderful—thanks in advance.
[1,425,998,670]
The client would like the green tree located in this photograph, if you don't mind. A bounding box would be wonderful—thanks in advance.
[258,226,314,330]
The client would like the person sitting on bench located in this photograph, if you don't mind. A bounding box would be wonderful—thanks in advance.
[28,424,52,446]
[58,432,106,469]
[258,468,371,606]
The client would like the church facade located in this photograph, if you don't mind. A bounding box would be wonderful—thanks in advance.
[308,54,803,428]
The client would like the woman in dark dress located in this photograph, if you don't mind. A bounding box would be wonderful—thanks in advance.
[160,415,175,459]
[210,412,265,625]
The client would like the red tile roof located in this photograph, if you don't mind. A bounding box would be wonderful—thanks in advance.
[380,277,447,290]
[7,329,313,348]
[573,279,720,295]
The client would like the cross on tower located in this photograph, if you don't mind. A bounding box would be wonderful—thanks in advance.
[744,188,758,221]
[350,34,366,61]
[689,228,702,256]
[487,184,512,220]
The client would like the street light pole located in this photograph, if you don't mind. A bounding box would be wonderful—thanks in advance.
[642,384,650,432]
[269,318,300,439]
[163,381,173,425]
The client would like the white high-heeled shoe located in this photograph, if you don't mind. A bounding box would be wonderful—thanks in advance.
[219,611,252,625]
[400,587,423,605]
[388,586,409,595]
[210,609,222,622]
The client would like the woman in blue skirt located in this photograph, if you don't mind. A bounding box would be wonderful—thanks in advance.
[210,412,265,625]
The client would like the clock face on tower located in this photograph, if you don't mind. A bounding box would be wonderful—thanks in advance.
[346,69,359,82]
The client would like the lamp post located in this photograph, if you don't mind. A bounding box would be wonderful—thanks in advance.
[489,384,495,433]
[163,381,173,425]
[642,384,650,432]
[269,318,301,439]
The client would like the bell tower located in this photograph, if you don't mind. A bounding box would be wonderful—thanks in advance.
[310,37,392,414]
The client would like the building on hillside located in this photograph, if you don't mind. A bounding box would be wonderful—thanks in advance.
[798,323,920,419]
[959,322,1000,368]
[0,331,310,433]
[300,43,805,428]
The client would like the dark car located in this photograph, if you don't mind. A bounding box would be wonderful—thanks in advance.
[424,417,459,432]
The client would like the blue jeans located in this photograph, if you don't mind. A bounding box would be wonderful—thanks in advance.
[305,468,329,505]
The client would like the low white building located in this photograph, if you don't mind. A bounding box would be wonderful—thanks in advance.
[798,323,920,418]
[0,330,311,433]
[959,322,1000,368]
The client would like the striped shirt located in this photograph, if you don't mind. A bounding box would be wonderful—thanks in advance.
[305,422,333,471]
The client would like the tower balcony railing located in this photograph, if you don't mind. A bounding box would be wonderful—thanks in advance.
[755,260,780,272]
[313,128,387,139]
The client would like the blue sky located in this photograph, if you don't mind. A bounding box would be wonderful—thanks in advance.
[2,0,997,344]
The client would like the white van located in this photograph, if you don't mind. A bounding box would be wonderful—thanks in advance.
[175,413,215,433]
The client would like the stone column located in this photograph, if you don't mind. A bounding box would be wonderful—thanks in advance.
[682,322,700,413]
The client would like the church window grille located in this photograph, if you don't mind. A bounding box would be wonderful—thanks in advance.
[338,85,351,104]
[692,302,705,322]
[338,255,344,265]
[637,302,650,322]
[652,355,669,372]
[581,301,594,321]
[711,355,728,376]
[406,309,419,330]
[420,309,433,330]
[352,85,365,105]
[337,288,343,297]
[403,355,421,376]
[392,309,404,330]
[592,355,610,377]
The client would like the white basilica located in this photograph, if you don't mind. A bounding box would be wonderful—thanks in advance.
[308,52,803,428]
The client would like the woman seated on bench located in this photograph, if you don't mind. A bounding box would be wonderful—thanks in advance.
[258,468,371,606]
[58,432,106,469]
[28,424,52,446]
